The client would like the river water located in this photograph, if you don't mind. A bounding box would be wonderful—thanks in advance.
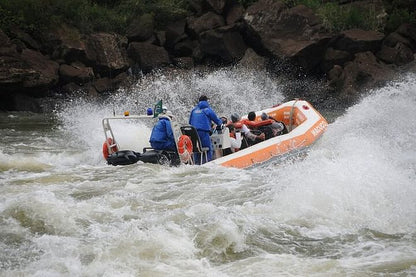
[1,68,416,276]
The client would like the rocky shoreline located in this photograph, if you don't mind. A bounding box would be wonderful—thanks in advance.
[1,0,415,112]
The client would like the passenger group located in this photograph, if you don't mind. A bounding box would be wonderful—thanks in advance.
[149,95,287,164]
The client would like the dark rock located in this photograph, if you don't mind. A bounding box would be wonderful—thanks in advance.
[112,72,132,88]
[174,38,197,57]
[187,12,225,37]
[59,63,94,84]
[60,82,85,95]
[206,0,227,14]
[334,29,384,54]
[199,25,247,64]
[0,44,59,95]
[126,14,155,42]
[36,26,83,56]
[237,48,267,70]
[396,23,416,45]
[173,57,194,69]
[225,0,244,25]
[0,29,16,55]
[338,51,395,102]
[165,20,187,49]
[127,42,170,73]
[321,47,353,72]
[327,65,343,86]
[154,31,166,46]
[243,1,329,72]
[4,93,42,112]
[383,32,414,50]
[84,33,129,77]
[92,77,113,93]
[8,26,40,51]
[20,49,60,89]
[11,39,26,53]
[188,0,205,16]
[376,43,414,65]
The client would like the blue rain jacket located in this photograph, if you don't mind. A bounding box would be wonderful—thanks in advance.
[189,101,222,132]
[149,117,176,151]
[189,101,222,163]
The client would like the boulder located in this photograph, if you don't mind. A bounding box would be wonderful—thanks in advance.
[126,14,155,43]
[334,29,384,54]
[396,23,416,45]
[165,20,187,49]
[0,29,16,55]
[225,0,244,25]
[337,51,395,101]
[92,77,113,93]
[174,38,197,57]
[187,12,225,37]
[383,32,414,50]
[154,31,166,47]
[51,27,87,64]
[8,26,40,51]
[237,48,267,70]
[206,0,227,14]
[173,57,194,69]
[59,63,94,84]
[199,25,247,64]
[188,0,227,15]
[376,43,414,65]
[36,25,83,56]
[0,42,59,95]
[127,42,170,73]
[243,1,330,71]
[84,33,129,77]
[321,47,353,72]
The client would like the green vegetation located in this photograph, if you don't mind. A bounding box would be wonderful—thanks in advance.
[0,0,414,36]
[0,0,188,35]
[383,0,416,32]
[286,0,416,33]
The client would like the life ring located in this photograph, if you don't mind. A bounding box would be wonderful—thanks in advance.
[177,135,193,163]
[102,138,119,160]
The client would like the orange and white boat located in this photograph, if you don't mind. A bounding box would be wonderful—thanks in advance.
[101,99,327,168]
[208,99,328,168]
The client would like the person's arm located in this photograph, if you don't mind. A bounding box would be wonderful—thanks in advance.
[206,108,223,126]
[189,109,193,125]
[166,120,174,140]
[242,124,265,141]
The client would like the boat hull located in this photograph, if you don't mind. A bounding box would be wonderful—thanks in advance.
[209,100,328,168]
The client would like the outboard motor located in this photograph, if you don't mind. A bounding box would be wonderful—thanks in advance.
[139,148,180,166]
[107,150,141,166]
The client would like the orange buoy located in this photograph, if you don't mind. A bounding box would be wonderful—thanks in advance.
[102,138,119,160]
[177,135,193,163]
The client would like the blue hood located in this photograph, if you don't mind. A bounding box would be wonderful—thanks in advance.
[198,101,209,109]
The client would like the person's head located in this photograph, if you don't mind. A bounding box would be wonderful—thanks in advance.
[261,112,268,121]
[199,95,208,102]
[165,110,174,119]
[147,107,153,116]
[231,113,240,123]
[248,111,256,121]
[220,116,228,125]
[162,106,168,113]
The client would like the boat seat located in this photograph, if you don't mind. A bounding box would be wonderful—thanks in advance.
[180,125,209,165]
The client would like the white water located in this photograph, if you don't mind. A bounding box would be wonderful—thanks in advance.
[1,68,416,276]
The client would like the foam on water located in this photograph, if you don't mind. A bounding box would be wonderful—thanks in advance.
[266,75,416,235]
[1,69,416,276]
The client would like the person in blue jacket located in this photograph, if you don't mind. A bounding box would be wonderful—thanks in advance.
[189,95,223,163]
[149,111,176,152]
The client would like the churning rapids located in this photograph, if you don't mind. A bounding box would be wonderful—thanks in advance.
[1,68,416,276]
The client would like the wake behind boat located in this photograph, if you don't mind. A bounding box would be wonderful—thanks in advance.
[102,99,328,169]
